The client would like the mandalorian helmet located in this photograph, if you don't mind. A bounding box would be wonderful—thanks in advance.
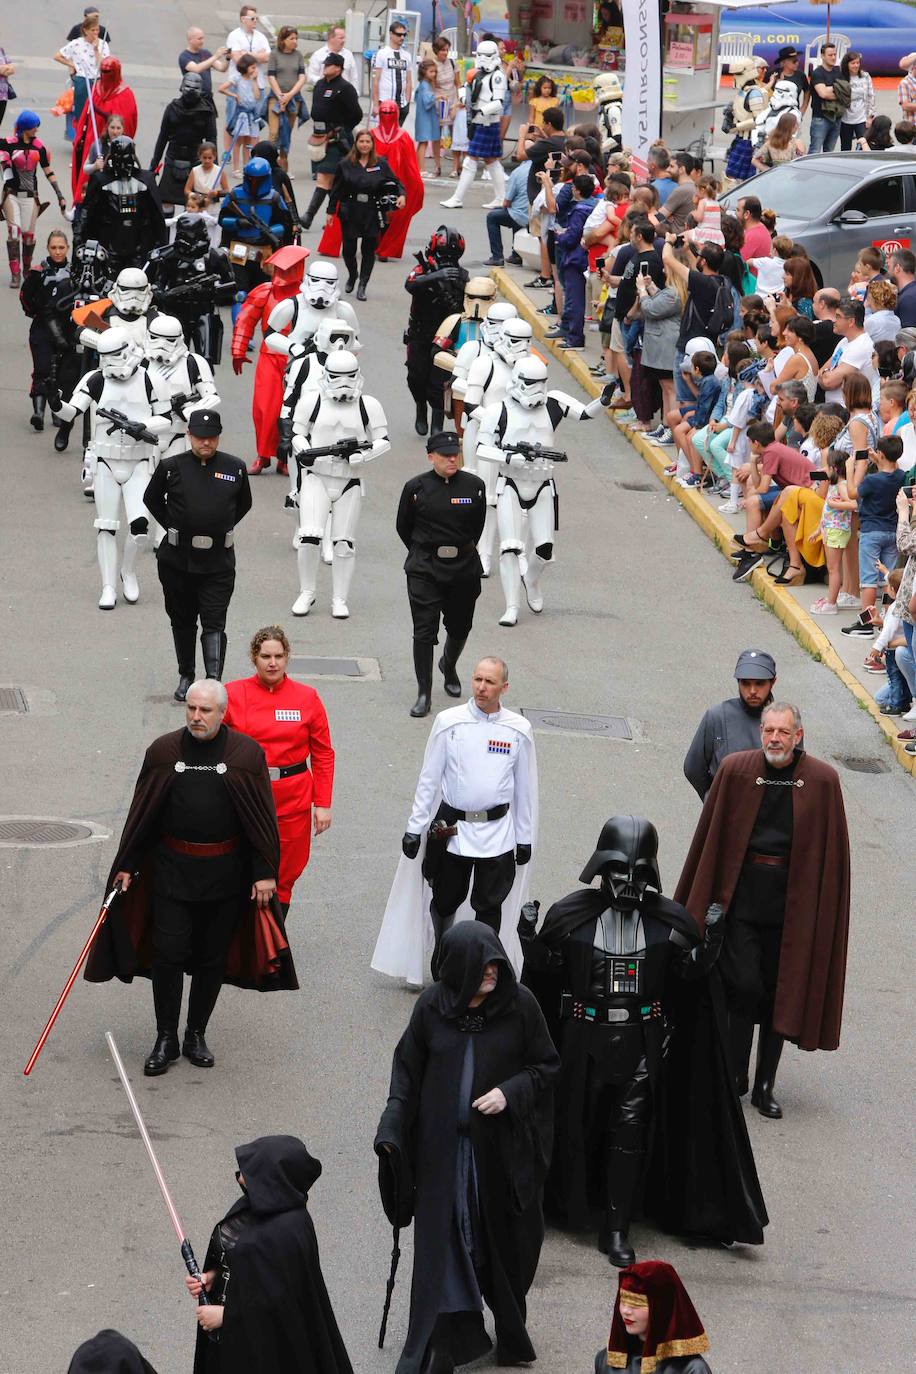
[580,816,662,911]
[242,155,273,199]
[314,315,361,357]
[174,213,210,259]
[147,313,188,364]
[475,39,501,73]
[427,224,465,266]
[507,355,547,409]
[322,349,362,402]
[107,135,139,179]
[303,259,340,310]
[97,327,143,381]
[111,267,152,318]
[494,317,533,365]
[464,275,497,320]
[480,300,517,349]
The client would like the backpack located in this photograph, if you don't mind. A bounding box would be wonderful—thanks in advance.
[684,273,734,344]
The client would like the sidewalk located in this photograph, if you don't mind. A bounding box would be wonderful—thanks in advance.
[492,263,916,777]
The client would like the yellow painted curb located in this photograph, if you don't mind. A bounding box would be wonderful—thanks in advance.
[492,267,916,778]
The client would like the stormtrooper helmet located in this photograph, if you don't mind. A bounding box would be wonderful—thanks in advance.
[475,39,501,73]
[464,276,497,320]
[97,327,143,381]
[507,356,547,409]
[322,350,362,402]
[594,72,623,105]
[111,267,152,319]
[480,300,517,349]
[315,316,361,358]
[495,318,533,365]
[304,260,340,310]
[147,314,187,364]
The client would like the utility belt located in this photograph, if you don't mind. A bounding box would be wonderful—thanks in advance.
[162,834,240,857]
[746,851,789,868]
[267,759,309,782]
[430,800,510,840]
[167,528,234,550]
[560,993,664,1025]
[419,542,475,561]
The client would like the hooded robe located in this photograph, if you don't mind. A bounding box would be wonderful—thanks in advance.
[375,923,559,1374]
[318,101,424,260]
[674,748,850,1051]
[599,1260,712,1374]
[71,58,139,203]
[68,1329,158,1373]
[84,726,298,992]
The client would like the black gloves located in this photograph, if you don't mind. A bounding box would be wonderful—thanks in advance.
[519,899,539,927]
[515,844,532,866]
[705,901,726,928]
[45,385,62,413]
[402,832,421,860]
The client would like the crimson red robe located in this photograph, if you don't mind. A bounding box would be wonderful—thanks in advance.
[224,674,335,903]
[71,61,138,204]
[230,247,308,460]
[317,102,424,260]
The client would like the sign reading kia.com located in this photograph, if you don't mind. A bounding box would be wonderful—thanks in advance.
[873,237,911,254]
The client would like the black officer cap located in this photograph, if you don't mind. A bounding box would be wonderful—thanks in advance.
[427,431,460,455]
[188,409,222,436]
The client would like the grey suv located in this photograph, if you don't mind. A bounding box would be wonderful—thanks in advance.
[720,151,916,288]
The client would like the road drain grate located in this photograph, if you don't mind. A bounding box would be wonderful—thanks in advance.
[522,709,633,740]
[0,686,28,714]
[0,817,96,846]
[834,755,891,775]
[289,656,363,677]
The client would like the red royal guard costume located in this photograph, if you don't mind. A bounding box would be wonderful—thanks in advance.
[317,99,423,262]
[224,672,334,910]
[231,243,309,476]
[71,57,138,205]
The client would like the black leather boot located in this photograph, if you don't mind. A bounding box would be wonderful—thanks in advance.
[182,1028,215,1068]
[430,407,445,434]
[54,418,73,451]
[30,395,46,431]
[172,627,197,701]
[410,640,434,717]
[751,1023,784,1118]
[301,187,327,230]
[414,401,429,436]
[429,902,455,981]
[144,1032,180,1076]
[728,1011,755,1097]
[201,630,226,679]
[438,635,466,697]
[599,1146,644,1267]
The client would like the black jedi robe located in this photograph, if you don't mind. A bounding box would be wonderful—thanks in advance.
[68,1329,158,1373]
[206,1136,353,1374]
[524,889,767,1247]
[375,923,560,1373]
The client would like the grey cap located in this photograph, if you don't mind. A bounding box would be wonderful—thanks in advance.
[735,648,776,681]
[895,328,916,351]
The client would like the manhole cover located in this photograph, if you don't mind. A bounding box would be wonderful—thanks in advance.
[0,816,109,848]
[834,755,890,775]
[522,709,633,740]
[615,481,656,493]
[0,686,28,713]
[289,656,362,677]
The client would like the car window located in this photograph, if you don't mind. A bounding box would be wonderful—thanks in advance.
[720,164,859,220]
[844,175,905,219]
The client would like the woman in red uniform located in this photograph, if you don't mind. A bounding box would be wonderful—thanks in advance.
[224,625,334,916]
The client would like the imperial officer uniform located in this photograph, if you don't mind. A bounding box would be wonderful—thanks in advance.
[143,410,252,698]
[397,431,486,717]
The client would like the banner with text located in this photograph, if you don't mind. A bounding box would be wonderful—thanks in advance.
[621,0,661,177]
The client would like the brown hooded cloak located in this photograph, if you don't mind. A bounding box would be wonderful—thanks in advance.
[85,727,298,992]
[674,748,849,1051]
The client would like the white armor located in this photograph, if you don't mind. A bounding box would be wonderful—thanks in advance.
[290,350,389,619]
[102,268,157,348]
[145,314,220,458]
[752,78,801,149]
[476,357,608,625]
[450,301,517,401]
[595,73,624,155]
[52,328,170,609]
[440,43,507,210]
[264,260,358,360]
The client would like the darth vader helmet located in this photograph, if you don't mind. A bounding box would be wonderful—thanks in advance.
[107,135,139,179]
[580,816,662,911]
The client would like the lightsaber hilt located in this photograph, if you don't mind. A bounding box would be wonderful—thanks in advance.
[181,1238,211,1307]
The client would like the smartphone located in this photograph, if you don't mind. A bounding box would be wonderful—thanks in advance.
[904,485,915,498]
[673,235,686,249]
[809,469,829,480]
[639,262,650,277]
[854,449,869,461]
[596,257,606,271]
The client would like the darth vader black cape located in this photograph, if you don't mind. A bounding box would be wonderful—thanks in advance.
[375,923,560,1374]
[523,889,767,1246]
[68,1329,158,1373]
[195,1136,353,1374]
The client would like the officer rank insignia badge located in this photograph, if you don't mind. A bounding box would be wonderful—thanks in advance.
[488,739,511,754]
[214,472,236,481]
[275,709,301,721]
[451,497,473,504]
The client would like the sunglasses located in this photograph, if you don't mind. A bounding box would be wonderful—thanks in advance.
[392,30,406,37]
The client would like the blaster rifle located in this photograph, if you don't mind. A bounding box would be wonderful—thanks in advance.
[95,407,160,446]
[509,440,569,464]
[154,273,221,304]
[168,391,200,420]
[295,437,372,468]
[223,195,281,251]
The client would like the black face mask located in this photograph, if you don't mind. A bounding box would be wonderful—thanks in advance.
[181,90,199,107]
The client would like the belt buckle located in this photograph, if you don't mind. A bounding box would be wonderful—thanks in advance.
[606,1008,629,1023]
[356,193,369,201]
[267,766,281,781]
[191,535,214,550]
[464,808,487,822]
[167,528,179,546]
[437,545,459,558]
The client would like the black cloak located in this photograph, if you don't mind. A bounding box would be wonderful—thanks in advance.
[202,1136,353,1374]
[524,889,767,1247]
[375,923,560,1374]
[68,1329,158,1373]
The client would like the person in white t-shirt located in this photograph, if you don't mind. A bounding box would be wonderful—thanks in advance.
[371,20,413,125]
[720,357,766,513]
[226,6,271,87]
[307,25,358,88]
[818,296,879,405]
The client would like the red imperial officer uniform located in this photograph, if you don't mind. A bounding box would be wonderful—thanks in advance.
[231,244,309,476]
[224,673,334,909]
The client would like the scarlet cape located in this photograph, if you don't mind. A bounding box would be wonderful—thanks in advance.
[84,727,298,992]
[317,100,424,260]
[674,748,850,1051]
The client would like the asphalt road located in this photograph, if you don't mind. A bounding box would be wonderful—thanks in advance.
[1,5,914,1371]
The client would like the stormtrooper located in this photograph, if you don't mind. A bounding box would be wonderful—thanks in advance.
[440,40,507,210]
[48,328,171,609]
[289,350,389,619]
[264,258,358,364]
[594,72,624,157]
[460,317,534,576]
[752,77,801,149]
[100,267,158,349]
[445,298,517,409]
[76,136,167,272]
[476,357,613,625]
[431,275,498,428]
[145,315,220,460]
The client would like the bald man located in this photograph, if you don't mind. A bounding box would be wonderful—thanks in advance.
[178,27,229,95]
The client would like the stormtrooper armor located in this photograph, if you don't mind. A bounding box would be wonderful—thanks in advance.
[476,357,611,624]
[145,314,220,459]
[104,267,156,348]
[264,259,358,360]
[290,350,389,618]
[440,41,507,210]
[594,73,624,156]
[50,328,171,608]
[752,78,801,148]
[449,299,518,403]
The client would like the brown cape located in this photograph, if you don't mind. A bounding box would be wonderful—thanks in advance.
[85,727,298,992]
[674,749,849,1051]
